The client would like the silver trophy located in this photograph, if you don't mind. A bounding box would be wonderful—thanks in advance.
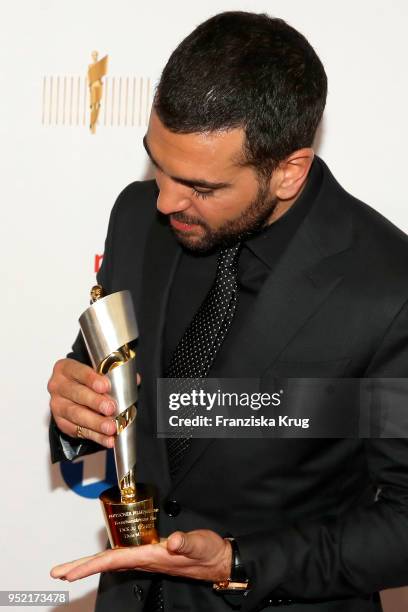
[79,285,158,548]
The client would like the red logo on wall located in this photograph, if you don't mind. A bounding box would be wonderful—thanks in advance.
[94,253,104,273]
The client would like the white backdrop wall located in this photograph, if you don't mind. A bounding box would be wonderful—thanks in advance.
[1,1,408,610]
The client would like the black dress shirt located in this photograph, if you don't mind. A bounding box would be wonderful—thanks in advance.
[163,158,323,373]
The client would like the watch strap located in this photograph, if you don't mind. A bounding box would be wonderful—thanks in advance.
[213,537,249,592]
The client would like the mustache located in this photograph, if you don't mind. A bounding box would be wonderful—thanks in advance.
[171,212,207,228]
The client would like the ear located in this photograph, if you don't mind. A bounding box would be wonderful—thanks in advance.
[274,148,315,201]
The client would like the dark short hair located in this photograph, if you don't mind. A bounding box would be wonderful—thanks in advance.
[154,11,327,176]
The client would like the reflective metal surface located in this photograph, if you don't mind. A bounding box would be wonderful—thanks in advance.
[79,291,138,369]
[107,357,138,414]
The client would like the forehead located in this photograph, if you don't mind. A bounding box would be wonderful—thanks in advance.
[146,111,246,175]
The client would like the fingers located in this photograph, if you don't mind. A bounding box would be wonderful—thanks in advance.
[54,414,115,448]
[166,530,231,579]
[61,359,110,394]
[48,358,117,448]
[64,550,137,580]
[167,532,203,559]
[51,547,160,582]
[166,531,209,560]
[50,553,106,578]
[52,394,116,436]
[166,532,186,554]
[48,360,111,414]
[58,379,115,416]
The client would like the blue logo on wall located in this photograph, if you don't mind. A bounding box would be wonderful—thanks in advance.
[60,450,116,499]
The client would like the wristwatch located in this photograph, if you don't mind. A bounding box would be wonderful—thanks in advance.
[213,537,250,592]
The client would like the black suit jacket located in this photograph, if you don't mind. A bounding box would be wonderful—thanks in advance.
[50,157,408,612]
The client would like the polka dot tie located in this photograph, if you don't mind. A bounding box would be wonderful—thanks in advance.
[165,242,241,477]
[143,243,241,612]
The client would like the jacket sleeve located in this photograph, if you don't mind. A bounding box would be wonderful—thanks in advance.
[49,188,122,464]
[237,298,408,612]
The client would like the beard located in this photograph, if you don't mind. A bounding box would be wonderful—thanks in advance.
[169,181,278,253]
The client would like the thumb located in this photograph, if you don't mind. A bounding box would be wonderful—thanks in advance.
[167,531,204,560]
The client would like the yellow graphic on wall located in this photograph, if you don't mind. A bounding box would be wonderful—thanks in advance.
[41,53,152,131]
[88,51,108,133]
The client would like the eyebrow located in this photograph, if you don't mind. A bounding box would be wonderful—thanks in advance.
[143,135,231,190]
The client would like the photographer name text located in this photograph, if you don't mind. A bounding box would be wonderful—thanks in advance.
[168,414,310,429]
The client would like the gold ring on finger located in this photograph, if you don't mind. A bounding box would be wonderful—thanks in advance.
[76,424,85,438]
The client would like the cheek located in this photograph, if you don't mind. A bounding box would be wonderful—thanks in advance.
[199,194,250,226]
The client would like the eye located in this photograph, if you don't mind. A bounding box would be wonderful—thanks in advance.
[191,187,213,200]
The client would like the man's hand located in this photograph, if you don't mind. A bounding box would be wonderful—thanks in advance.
[50,530,232,583]
[47,358,117,448]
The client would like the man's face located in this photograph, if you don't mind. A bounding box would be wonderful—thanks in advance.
[144,111,279,252]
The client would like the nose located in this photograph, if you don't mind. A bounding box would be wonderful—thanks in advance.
[156,179,191,215]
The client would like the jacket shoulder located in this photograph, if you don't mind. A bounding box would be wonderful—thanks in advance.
[319,158,408,271]
[350,196,408,254]
[112,179,158,230]
[101,180,158,288]
[347,197,408,288]
[341,185,408,303]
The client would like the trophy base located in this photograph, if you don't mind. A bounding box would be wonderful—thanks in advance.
[100,484,159,548]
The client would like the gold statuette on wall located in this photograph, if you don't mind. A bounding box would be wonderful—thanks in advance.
[88,51,108,133]
[79,285,159,547]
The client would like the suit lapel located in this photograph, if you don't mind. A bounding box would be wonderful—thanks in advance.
[141,214,181,379]
[217,222,352,377]
[139,213,181,488]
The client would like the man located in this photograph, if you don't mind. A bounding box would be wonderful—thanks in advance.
[48,11,408,612]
